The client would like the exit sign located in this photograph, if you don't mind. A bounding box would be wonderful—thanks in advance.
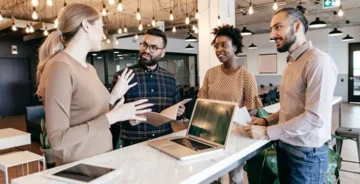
[323,0,341,9]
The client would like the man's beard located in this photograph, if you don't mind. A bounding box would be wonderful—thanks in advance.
[139,52,160,66]
[277,28,296,53]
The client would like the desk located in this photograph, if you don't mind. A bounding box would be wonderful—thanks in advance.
[263,96,342,125]
[0,128,31,151]
[12,130,271,184]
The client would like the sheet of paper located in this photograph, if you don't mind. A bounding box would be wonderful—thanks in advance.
[144,98,192,127]
[234,106,252,126]
[160,98,192,118]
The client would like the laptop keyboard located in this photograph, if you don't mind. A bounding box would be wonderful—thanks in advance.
[171,138,213,151]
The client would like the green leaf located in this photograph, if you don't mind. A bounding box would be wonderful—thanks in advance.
[40,118,45,133]
[44,136,51,149]
[331,134,344,140]
[40,133,44,148]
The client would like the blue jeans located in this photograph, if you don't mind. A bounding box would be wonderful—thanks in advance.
[276,141,328,184]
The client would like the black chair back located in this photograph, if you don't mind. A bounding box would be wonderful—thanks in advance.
[186,87,195,98]
[26,105,45,123]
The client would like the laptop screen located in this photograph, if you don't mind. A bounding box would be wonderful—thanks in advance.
[188,99,235,145]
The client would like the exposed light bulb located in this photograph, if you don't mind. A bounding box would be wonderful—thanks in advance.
[249,3,254,15]
[30,24,34,33]
[136,8,141,20]
[12,23,17,31]
[172,26,176,33]
[47,0,53,6]
[169,11,174,21]
[192,24,196,31]
[138,22,143,31]
[195,9,199,19]
[25,25,30,33]
[54,17,58,28]
[0,12,3,21]
[217,15,222,26]
[106,38,111,43]
[32,0,39,7]
[124,26,128,33]
[135,34,138,40]
[151,17,156,27]
[338,6,344,17]
[44,27,49,36]
[335,0,341,6]
[118,27,122,34]
[273,1,278,10]
[117,1,123,12]
[115,40,119,45]
[102,5,107,16]
[194,28,198,34]
[185,14,190,24]
[109,0,115,5]
[32,8,38,20]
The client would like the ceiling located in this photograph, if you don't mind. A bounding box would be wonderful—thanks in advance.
[0,0,360,40]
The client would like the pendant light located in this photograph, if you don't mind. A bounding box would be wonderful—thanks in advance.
[248,43,258,49]
[185,44,194,50]
[309,16,327,28]
[328,27,343,36]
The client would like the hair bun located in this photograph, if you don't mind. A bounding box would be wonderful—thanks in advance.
[296,5,306,14]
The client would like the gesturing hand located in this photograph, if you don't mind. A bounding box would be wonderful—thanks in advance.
[106,98,153,125]
[110,68,137,104]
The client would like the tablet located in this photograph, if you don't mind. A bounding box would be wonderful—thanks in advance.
[45,163,120,184]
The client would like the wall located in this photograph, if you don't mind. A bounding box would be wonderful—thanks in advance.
[240,26,360,102]
[105,34,198,54]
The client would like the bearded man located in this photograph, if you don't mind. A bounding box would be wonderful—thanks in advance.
[110,28,185,147]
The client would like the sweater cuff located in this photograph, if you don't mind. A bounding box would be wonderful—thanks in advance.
[266,125,281,140]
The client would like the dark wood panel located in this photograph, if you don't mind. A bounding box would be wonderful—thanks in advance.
[0,58,31,117]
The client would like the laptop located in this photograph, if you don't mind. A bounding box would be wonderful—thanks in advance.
[148,98,237,160]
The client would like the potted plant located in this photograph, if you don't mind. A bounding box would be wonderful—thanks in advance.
[39,118,55,168]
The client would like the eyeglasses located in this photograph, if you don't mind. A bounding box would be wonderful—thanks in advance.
[140,41,165,53]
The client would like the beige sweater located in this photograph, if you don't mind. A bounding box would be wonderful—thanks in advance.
[41,52,112,165]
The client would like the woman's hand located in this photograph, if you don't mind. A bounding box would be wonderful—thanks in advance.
[110,68,137,104]
[106,98,153,125]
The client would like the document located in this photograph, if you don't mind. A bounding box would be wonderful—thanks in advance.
[144,99,192,127]
[234,106,252,126]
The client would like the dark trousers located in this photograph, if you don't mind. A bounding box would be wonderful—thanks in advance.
[276,141,328,184]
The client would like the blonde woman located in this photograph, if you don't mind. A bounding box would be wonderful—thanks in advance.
[36,3,152,165]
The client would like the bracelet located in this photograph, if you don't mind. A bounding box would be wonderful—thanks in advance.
[262,118,269,126]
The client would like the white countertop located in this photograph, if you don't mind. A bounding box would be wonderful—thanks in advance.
[12,96,342,184]
[12,129,270,184]
[263,96,342,114]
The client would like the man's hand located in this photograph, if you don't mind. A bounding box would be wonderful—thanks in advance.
[177,105,186,116]
[243,125,268,140]
[249,116,267,126]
